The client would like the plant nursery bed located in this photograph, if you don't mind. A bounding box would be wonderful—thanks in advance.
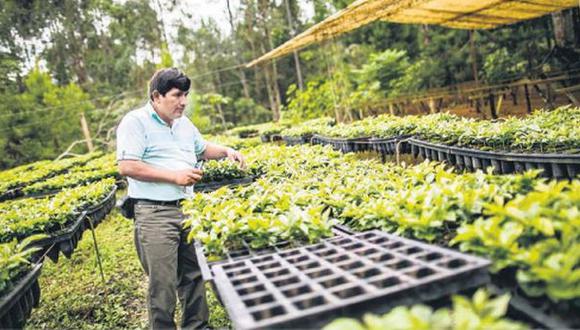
[31,212,88,263]
[408,138,579,179]
[368,135,412,155]
[85,186,117,227]
[260,134,283,143]
[282,134,313,146]
[312,135,371,153]
[0,263,42,328]
[489,269,580,329]
[212,230,491,330]
[195,176,257,193]
[196,225,354,283]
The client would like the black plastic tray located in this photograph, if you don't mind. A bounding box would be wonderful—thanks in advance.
[30,188,117,263]
[312,135,371,153]
[196,225,353,283]
[85,186,117,227]
[261,134,283,143]
[282,134,313,146]
[31,212,88,263]
[488,269,580,329]
[409,138,580,179]
[195,176,256,193]
[212,230,491,330]
[368,135,412,155]
[0,263,42,328]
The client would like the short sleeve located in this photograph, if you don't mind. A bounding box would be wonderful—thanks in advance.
[192,126,206,157]
[116,114,146,161]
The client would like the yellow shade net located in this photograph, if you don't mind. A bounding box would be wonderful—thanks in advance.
[247,0,578,67]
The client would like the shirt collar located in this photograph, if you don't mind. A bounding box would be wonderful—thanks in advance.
[146,102,179,127]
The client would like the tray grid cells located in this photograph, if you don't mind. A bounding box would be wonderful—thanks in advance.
[212,230,491,330]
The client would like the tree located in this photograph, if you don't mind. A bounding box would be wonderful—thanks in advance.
[0,67,92,168]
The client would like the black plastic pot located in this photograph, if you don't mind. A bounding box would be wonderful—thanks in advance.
[312,135,371,153]
[282,134,313,146]
[0,188,24,202]
[0,263,42,329]
[260,135,270,143]
[195,176,256,193]
[239,131,258,139]
[271,134,283,142]
[408,138,580,179]
[368,135,412,155]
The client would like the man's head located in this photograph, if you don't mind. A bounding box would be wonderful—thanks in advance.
[149,68,191,124]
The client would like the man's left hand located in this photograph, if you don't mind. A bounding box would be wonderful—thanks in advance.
[226,148,246,169]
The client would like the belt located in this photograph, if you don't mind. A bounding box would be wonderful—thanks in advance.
[134,199,184,207]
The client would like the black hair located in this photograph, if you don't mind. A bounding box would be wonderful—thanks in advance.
[149,68,191,100]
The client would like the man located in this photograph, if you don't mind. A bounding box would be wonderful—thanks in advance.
[116,68,245,329]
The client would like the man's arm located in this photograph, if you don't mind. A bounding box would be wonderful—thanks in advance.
[118,160,203,186]
[201,142,246,168]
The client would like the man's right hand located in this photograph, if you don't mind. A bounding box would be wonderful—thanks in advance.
[173,169,203,186]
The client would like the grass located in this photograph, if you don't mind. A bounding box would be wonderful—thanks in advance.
[26,208,231,329]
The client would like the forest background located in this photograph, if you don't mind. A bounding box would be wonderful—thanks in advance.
[1,0,579,169]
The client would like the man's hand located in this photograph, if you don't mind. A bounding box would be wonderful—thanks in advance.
[173,168,203,186]
[226,148,246,169]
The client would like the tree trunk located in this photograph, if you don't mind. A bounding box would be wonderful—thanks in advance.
[213,74,227,127]
[226,0,251,99]
[284,0,304,90]
[552,9,579,48]
[421,24,430,47]
[259,43,278,120]
[258,0,281,121]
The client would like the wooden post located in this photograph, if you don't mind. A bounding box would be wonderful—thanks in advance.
[496,95,504,117]
[80,112,94,152]
[545,82,555,108]
[469,30,480,114]
[488,93,498,119]
[429,97,436,114]
[389,103,395,116]
[524,84,532,113]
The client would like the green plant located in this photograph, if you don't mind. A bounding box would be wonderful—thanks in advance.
[452,180,580,301]
[199,159,250,183]
[0,234,46,297]
[0,152,102,197]
[323,289,528,330]
[0,178,116,243]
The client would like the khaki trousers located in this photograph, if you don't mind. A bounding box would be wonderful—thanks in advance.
[134,203,208,330]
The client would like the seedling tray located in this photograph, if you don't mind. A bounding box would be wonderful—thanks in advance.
[489,270,580,329]
[409,138,579,179]
[0,263,42,328]
[212,230,491,330]
[32,211,88,263]
[196,225,354,282]
[282,134,313,146]
[312,135,371,153]
[260,134,282,143]
[368,135,411,155]
[195,176,256,193]
[85,186,117,227]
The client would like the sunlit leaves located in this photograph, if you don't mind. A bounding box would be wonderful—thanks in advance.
[323,289,527,330]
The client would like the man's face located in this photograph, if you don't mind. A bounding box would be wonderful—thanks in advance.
[153,87,188,123]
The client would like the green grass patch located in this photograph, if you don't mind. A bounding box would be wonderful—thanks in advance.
[26,209,231,329]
